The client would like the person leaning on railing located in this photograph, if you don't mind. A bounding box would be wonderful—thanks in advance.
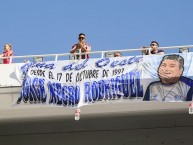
[70,33,91,59]
[0,44,13,64]
[143,41,165,55]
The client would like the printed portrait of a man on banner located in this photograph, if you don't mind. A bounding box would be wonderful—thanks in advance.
[143,54,193,102]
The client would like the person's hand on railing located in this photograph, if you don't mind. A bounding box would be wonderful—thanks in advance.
[142,46,151,55]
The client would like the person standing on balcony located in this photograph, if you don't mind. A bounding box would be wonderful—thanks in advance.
[143,41,165,55]
[70,33,91,59]
[0,44,13,64]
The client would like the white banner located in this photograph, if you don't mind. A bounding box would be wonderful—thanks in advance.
[17,53,193,107]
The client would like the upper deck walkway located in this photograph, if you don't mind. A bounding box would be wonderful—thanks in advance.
[1,45,193,64]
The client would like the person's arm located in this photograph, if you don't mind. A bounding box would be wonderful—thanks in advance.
[158,51,165,55]
[157,50,165,55]
[79,43,91,52]
[8,50,13,56]
[142,46,151,55]
[142,50,147,55]
[70,44,79,53]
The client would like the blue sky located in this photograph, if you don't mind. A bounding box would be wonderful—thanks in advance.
[0,0,193,57]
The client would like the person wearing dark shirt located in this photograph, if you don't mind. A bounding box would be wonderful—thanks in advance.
[143,41,164,55]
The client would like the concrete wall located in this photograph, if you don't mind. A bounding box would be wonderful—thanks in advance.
[0,111,193,145]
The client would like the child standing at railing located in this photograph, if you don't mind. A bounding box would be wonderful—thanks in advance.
[0,44,13,64]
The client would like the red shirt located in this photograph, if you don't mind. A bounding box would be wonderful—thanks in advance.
[2,50,13,64]
[71,44,91,59]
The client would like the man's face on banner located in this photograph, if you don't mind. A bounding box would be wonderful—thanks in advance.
[158,59,183,84]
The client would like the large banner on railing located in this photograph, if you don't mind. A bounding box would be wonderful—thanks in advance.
[17,53,193,107]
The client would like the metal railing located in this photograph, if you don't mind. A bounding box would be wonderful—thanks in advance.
[0,45,193,64]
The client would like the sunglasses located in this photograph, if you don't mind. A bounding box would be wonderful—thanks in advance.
[79,37,85,40]
[151,43,157,46]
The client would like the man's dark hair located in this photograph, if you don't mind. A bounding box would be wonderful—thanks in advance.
[79,33,85,37]
[150,41,159,47]
[162,54,184,69]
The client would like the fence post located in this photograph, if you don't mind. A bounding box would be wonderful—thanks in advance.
[55,54,58,61]
[101,51,104,58]
[9,57,13,64]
